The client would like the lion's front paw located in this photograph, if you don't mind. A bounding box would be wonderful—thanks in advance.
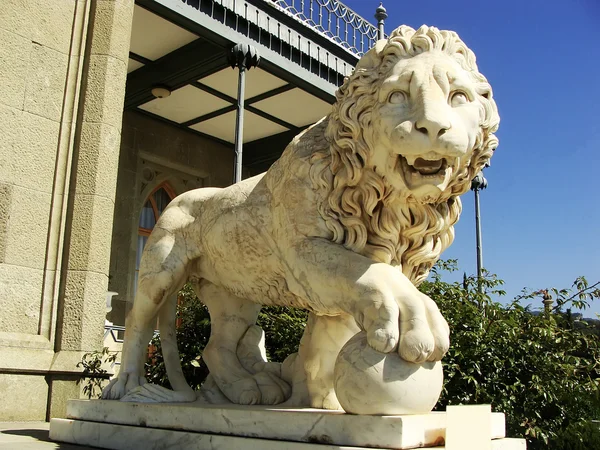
[310,390,343,410]
[397,293,449,363]
[101,372,147,400]
[121,383,197,403]
[359,300,401,354]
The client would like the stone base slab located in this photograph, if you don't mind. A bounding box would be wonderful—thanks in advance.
[49,400,527,449]
[50,418,527,449]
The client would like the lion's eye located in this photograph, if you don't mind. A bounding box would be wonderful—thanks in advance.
[388,91,408,105]
[450,91,469,106]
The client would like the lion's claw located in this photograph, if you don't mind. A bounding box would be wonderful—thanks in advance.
[121,384,196,403]
[361,301,400,354]
[253,371,291,405]
[367,326,398,353]
[311,391,343,410]
[395,292,449,363]
[398,327,435,363]
[238,389,261,405]
[428,330,450,362]
[101,372,147,400]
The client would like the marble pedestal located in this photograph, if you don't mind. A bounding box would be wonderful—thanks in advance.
[49,400,526,449]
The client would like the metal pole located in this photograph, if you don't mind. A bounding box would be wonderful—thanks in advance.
[471,171,487,292]
[233,66,246,183]
[228,43,260,184]
[374,3,387,40]
[474,187,483,280]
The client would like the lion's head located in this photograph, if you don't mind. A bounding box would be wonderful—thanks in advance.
[310,25,500,284]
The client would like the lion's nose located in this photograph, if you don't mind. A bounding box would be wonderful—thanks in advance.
[415,116,451,140]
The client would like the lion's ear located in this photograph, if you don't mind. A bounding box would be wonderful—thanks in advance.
[355,39,387,71]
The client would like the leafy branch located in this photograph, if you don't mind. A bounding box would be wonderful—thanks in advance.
[76,347,118,399]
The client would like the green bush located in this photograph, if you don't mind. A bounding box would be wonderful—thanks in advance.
[551,421,600,450]
[257,306,307,362]
[145,284,211,390]
[420,260,600,449]
[144,284,307,388]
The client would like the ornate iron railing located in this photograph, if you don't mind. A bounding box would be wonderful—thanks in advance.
[104,324,126,343]
[269,0,379,56]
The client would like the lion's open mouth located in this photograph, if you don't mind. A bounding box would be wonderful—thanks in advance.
[398,155,448,178]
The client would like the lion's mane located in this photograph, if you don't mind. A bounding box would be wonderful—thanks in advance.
[309,25,500,285]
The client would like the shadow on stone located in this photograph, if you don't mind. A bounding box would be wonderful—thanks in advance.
[1,428,52,442]
[1,428,99,449]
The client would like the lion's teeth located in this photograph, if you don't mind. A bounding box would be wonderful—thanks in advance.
[403,155,419,166]
[412,158,443,175]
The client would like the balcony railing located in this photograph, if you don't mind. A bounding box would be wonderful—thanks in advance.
[104,324,125,343]
[269,0,379,56]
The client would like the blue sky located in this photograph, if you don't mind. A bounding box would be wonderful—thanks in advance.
[343,0,600,315]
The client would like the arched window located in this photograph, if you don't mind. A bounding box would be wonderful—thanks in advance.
[135,183,176,288]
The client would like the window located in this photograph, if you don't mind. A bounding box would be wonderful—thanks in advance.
[135,183,176,289]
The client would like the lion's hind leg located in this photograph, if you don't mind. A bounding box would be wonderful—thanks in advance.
[198,282,289,405]
[300,313,360,410]
[102,227,189,400]
[235,324,292,402]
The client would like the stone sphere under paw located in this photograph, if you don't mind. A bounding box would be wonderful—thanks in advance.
[333,332,443,415]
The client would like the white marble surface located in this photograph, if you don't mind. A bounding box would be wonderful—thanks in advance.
[103,24,500,413]
[49,419,525,450]
[334,332,443,415]
[446,404,492,449]
[49,419,368,450]
[61,400,507,449]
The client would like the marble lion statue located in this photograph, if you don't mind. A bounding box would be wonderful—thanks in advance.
[103,25,499,409]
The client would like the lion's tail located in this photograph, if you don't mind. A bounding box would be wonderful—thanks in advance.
[157,298,197,400]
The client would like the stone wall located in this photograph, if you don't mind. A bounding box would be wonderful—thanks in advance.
[0,0,134,421]
[107,111,233,325]
[0,0,83,340]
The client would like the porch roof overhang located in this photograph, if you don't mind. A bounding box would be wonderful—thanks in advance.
[125,0,378,170]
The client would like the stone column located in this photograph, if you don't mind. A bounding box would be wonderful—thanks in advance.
[50,0,134,418]
[0,0,96,421]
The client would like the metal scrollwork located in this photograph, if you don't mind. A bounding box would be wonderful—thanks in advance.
[271,0,380,56]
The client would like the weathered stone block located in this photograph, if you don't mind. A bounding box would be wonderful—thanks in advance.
[58,270,108,351]
[75,122,121,199]
[0,28,29,110]
[0,0,76,55]
[48,378,82,420]
[0,184,51,270]
[0,346,55,371]
[0,183,11,262]
[0,104,59,193]
[0,374,48,421]
[66,194,115,274]
[90,0,135,63]
[81,54,128,128]
[24,42,69,121]
[0,264,44,334]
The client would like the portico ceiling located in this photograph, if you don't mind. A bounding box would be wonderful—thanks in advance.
[126,4,334,146]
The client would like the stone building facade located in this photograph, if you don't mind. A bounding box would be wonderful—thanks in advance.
[0,0,138,421]
[0,0,374,421]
